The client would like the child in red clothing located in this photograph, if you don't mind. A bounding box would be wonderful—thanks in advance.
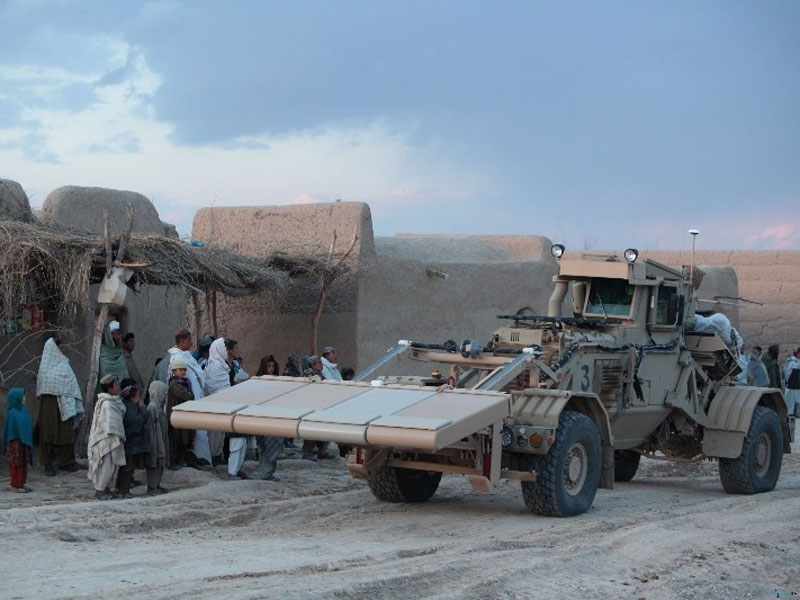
[3,387,34,493]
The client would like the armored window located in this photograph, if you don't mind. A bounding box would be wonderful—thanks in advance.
[654,285,681,326]
[585,278,635,318]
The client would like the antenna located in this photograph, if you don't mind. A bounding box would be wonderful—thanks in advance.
[688,229,700,285]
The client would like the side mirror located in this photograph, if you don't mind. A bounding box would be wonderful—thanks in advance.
[667,294,684,326]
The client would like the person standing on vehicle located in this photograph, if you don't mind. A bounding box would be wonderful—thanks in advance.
[784,347,800,417]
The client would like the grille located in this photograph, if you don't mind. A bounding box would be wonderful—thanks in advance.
[594,360,623,406]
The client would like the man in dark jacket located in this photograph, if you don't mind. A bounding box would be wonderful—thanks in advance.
[762,344,783,390]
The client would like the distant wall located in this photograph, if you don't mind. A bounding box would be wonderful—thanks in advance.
[358,235,557,373]
[194,204,559,375]
[192,203,375,374]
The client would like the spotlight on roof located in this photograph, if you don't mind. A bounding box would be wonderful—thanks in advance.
[624,248,639,263]
[550,244,565,259]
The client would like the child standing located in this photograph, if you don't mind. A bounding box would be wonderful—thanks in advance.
[167,360,194,470]
[116,384,150,497]
[145,380,169,494]
[3,387,34,493]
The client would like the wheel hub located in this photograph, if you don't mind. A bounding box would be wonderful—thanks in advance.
[564,441,588,496]
[754,432,772,478]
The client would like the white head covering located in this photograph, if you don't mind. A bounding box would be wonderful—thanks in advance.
[108,320,120,332]
[204,338,231,396]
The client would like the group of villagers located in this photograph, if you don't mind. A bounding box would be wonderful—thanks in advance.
[3,321,348,498]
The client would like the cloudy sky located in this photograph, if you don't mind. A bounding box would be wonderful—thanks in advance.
[1,0,798,250]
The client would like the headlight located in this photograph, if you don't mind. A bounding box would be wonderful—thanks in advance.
[551,243,565,259]
[501,427,514,448]
[624,248,639,263]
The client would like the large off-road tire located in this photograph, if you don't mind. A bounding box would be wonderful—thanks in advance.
[521,411,602,517]
[367,466,442,503]
[614,450,641,482]
[719,406,782,494]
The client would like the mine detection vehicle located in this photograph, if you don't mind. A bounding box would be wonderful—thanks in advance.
[171,246,794,517]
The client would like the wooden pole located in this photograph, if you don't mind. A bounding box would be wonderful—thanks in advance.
[191,290,206,337]
[75,206,134,458]
[211,290,219,337]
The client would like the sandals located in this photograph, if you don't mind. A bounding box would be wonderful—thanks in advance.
[13,486,32,493]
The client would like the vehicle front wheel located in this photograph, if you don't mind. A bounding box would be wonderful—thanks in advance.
[367,466,442,503]
[614,450,641,482]
[521,411,602,517]
[719,406,782,494]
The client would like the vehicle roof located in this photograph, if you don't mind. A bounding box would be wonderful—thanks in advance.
[558,254,684,284]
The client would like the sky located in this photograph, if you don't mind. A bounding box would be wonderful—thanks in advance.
[0,0,798,251]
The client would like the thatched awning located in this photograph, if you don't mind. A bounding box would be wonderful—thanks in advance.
[0,218,335,320]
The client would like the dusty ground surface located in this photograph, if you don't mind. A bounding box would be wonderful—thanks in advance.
[0,440,798,600]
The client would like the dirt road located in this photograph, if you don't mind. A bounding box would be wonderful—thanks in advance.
[1,446,798,600]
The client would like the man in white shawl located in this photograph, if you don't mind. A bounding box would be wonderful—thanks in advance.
[88,374,126,500]
[154,328,212,465]
[36,337,84,476]
[784,347,800,417]
[320,346,343,381]
[205,337,250,478]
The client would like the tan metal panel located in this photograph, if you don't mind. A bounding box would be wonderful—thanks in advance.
[233,415,299,437]
[707,386,762,432]
[366,391,509,451]
[202,378,309,405]
[303,387,436,425]
[559,259,629,279]
[370,415,451,430]
[297,421,368,445]
[364,427,439,450]
[172,401,247,414]
[236,405,313,419]
[262,380,371,410]
[170,411,235,432]
[511,390,570,429]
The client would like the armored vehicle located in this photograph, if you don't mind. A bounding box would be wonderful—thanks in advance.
[171,246,794,517]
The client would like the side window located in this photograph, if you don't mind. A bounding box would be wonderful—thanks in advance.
[655,285,679,326]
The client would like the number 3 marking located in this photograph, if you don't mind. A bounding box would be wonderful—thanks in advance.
[580,365,590,391]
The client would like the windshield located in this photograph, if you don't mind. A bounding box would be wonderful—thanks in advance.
[585,278,635,317]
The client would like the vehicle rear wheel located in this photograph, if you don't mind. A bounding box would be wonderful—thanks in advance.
[521,411,602,517]
[367,465,442,503]
[614,450,641,482]
[719,406,782,494]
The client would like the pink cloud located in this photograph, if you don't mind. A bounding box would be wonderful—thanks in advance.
[291,193,316,205]
[745,223,798,249]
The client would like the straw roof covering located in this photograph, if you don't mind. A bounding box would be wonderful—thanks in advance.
[0,218,337,320]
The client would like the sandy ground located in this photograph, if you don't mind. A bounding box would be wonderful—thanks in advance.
[0,440,798,600]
